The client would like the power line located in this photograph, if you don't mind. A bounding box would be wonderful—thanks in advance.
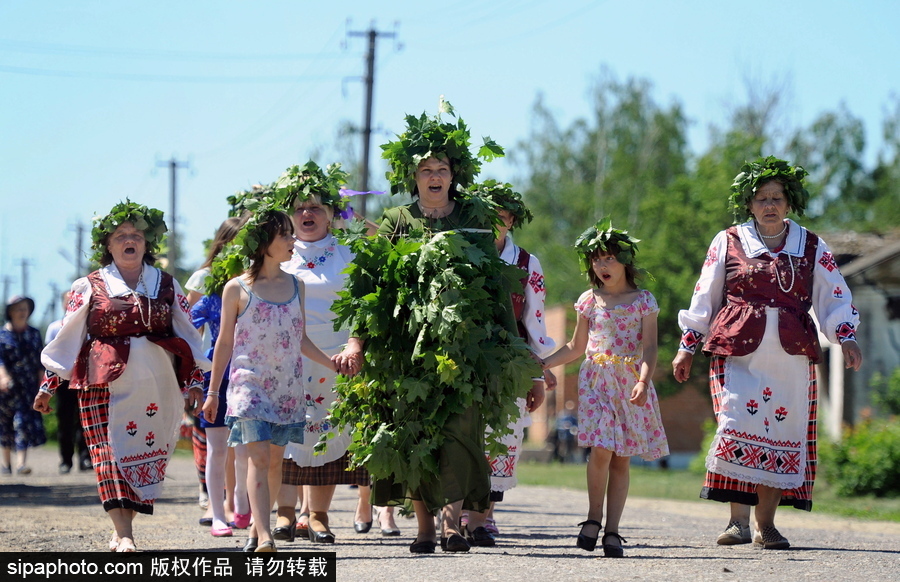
[0,64,342,84]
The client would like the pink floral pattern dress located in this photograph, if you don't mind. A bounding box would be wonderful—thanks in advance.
[574,289,669,461]
[225,277,306,426]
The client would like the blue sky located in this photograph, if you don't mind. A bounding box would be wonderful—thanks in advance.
[2,0,899,324]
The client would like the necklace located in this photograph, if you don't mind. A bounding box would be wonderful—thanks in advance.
[131,269,152,327]
[775,255,795,293]
[417,199,453,219]
[756,221,788,239]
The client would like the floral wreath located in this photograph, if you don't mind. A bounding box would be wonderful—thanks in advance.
[730,155,810,223]
[380,96,505,195]
[90,199,167,264]
[206,196,291,295]
[574,216,640,273]
[467,179,533,231]
[272,161,349,211]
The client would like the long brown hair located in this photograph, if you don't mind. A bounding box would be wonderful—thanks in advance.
[201,217,243,269]
[246,210,294,283]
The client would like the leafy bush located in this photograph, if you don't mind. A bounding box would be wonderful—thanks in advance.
[688,419,717,475]
[820,419,900,497]
[871,367,900,416]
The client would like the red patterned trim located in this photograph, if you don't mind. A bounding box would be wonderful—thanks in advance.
[679,328,704,353]
[39,370,61,395]
[835,322,857,344]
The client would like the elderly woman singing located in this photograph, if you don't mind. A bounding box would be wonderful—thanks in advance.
[35,200,209,552]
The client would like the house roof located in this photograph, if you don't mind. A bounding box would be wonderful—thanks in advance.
[841,238,900,285]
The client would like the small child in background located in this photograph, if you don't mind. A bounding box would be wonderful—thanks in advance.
[541,217,668,558]
[204,207,338,553]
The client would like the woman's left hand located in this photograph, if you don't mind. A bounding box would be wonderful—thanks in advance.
[526,380,545,412]
[842,340,863,371]
[185,387,203,415]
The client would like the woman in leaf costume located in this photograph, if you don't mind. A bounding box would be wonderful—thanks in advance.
[672,156,863,549]
[332,100,540,554]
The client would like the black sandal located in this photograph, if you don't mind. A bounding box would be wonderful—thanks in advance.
[576,519,602,552]
[602,532,627,558]
[409,538,437,554]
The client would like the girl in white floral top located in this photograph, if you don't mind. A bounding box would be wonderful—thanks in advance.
[204,208,337,553]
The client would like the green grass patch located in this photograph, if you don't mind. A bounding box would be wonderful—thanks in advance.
[517,460,900,522]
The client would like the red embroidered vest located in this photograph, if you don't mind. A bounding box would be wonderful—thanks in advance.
[703,226,823,363]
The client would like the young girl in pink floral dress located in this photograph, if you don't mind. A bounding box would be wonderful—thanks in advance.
[204,207,337,553]
[542,217,668,558]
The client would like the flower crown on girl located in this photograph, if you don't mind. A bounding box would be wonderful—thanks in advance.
[273,160,349,212]
[206,197,290,295]
[574,216,641,271]
[380,96,505,196]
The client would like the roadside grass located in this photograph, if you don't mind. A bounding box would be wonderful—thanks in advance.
[517,461,900,523]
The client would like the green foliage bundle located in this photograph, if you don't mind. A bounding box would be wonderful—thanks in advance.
[324,227,541,492]
[467,179,533,230]
[574,215,641,269]
[820,419,900,497]
[272,160,349,211]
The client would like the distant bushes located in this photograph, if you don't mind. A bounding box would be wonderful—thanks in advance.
[820,419,900,498]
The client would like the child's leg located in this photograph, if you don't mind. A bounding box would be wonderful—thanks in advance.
[604,453,631,534]
[224,446,236,522]
[584,447,613,537]
[204,427,230,530]
[232,444,250,517]
[245,440,273,542]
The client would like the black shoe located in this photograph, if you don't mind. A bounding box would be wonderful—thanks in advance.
[440,533,470,553]
[354,521,372,534]
[409,538,436,554]
[198,517,213,527]
[465,526,496,547]
[381,528,401,537]
[273,522,296,542]
[242,537,258,553]
[576,519,602,552]
[59,463,72,474]
[602,532,626,558]
[308,526,335,544]
[79,457,93,471]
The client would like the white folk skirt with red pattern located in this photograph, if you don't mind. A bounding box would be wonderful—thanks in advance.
[701,310,817,511]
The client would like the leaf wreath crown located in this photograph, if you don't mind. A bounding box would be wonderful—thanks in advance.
[729,155,810,224]
[273,160,349,211]
[206,196,290,295]
[381,96,505,195]
[467,179,533,231]
[90,199,167,264]
[574,216,640,272]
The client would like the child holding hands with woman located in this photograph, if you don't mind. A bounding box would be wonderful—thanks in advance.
[203,206,339,553]
[541,217,668,558]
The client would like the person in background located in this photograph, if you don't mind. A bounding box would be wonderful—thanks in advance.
[462,181,556,544]
[1,295,46,475]
[672,156,863,550]
[44,291,91,474]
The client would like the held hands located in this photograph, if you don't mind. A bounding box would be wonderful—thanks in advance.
[842,340,863,371]
[629,381,648,407]
[333,346,363,376]
[185,387,203,416]
[33,391,52,414]
[672,351,693,383]
[543,369,557,391]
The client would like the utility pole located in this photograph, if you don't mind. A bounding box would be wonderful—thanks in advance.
[73,221,85,279]
[18,258,32,296]
[347,23,399,217]
[156,157,190,275]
